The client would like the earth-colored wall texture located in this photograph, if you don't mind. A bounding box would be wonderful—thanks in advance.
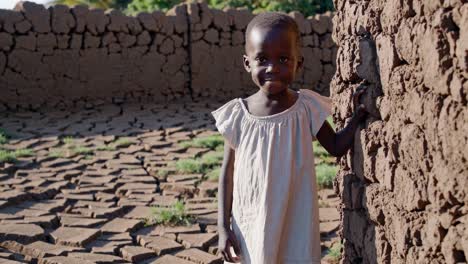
[0,1,335,111]
[331,0,467,263]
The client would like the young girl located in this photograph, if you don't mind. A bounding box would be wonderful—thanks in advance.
[211,12,367,264]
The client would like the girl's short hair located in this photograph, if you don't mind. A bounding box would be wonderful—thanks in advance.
[245,12,301,49]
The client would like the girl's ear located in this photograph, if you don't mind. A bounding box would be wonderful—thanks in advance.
[243,55,251,73]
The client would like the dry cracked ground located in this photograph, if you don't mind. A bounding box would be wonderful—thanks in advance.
[0,102,340,264]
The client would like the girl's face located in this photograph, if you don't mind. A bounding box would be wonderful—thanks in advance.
[243,25,303,95]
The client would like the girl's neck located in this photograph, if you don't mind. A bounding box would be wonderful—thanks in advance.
[257,88,292,103]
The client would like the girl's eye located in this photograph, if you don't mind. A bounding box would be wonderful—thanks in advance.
[279,57,289,63]
[256,57,266,63]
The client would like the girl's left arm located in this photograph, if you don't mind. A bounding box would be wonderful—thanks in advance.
[316,87,367,157]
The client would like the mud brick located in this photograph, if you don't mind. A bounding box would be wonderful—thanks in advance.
[123,206,152,220]
[50,227,100,247]
[1,240,82,259]
[138,235,183,255]
[60,216,107,228]
[167,174,202,183]
[100,218,143,233]
[151,255,196,263]
[175,248,222,264]
[39,256,93,264]
[177,233,218,250]
[319,207,340,222]
[0,224,44,243]
[67,252,128,263]
[120,246,155,262]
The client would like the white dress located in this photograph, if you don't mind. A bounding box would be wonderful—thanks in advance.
[211,89,332,264]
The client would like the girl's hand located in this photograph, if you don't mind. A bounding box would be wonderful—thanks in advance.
[352,86,368,120]
[218,227,242,263]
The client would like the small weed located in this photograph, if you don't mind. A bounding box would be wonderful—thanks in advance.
[157,169,171,178]
[63,136,75,146]
[146,201,195,226]
[313,141,329,159]
[176,158,203,174]
[113,138,133,148]
[48,149,65,158]
[83,154,93,160]
[96,145,116,151]
[0,148,34,163]
[0,128,11,145]
[176,150,223,174]
[326,242,342,263]
[179,135,224,149]
[200,152,223,167]
[316,163,338,189]
[215,144,224,152]
[73,147,93,155]
[318,199,329,208]
[206,167,221,182]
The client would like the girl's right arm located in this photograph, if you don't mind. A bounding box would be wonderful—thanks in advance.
[218,139,241,262]
[218,139,235,230]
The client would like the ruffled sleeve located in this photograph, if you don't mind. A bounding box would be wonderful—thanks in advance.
[301,89,332,138]
[211,99,243,149]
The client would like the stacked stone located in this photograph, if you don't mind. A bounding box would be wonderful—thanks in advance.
[0,1,335,110]
[291,11,335,96]
[187,0,336,99]
[331,0,467,263]
[0,1,191,110]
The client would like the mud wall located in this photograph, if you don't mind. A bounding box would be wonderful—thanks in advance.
[331,0,467,263]
[0,1,335,110]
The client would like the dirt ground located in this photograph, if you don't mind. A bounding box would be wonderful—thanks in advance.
[0,102,340,263]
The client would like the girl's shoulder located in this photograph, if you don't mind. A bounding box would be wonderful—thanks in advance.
[299,89,331,105]
[211,98,244,149]
[211,98,242,120]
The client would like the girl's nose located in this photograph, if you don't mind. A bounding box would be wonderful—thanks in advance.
[266,62,279,73]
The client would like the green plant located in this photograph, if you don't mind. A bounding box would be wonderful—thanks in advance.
[126,0,333,18]
[316,163,338,189]
[326,242,342,263]
[147,200,195,226]
[63,136,75,146]
[48,149,65,158]
[126,0,181,14]
[207,167,221,182]
[0,149,34,163]
[179,135,224,150]
[96,145,117,151]
[176,158,203,174]
[200,151,223,167]
[113,138,133,148]
[74,147,94,155]
[176,150,223,174]
[0,129,11,145]
[313,141,328,159]
[157,168,171,178]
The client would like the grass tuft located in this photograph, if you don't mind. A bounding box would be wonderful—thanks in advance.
[113,138,133,148]
[0,148,34,163]
[0,128,11,145]
[326,242,342,263]
[206,167,221,182]
[316,163,338,189]
[146,201,195,226]
[179,135,224,149]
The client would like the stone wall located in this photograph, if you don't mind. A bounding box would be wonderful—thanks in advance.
[331,0,467,263]
[0,1,335,110]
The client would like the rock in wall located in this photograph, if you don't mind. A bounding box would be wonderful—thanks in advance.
[0,1,191,110]
[0,1,336,111]
[331,0,467,263]
[187,1,336,100]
